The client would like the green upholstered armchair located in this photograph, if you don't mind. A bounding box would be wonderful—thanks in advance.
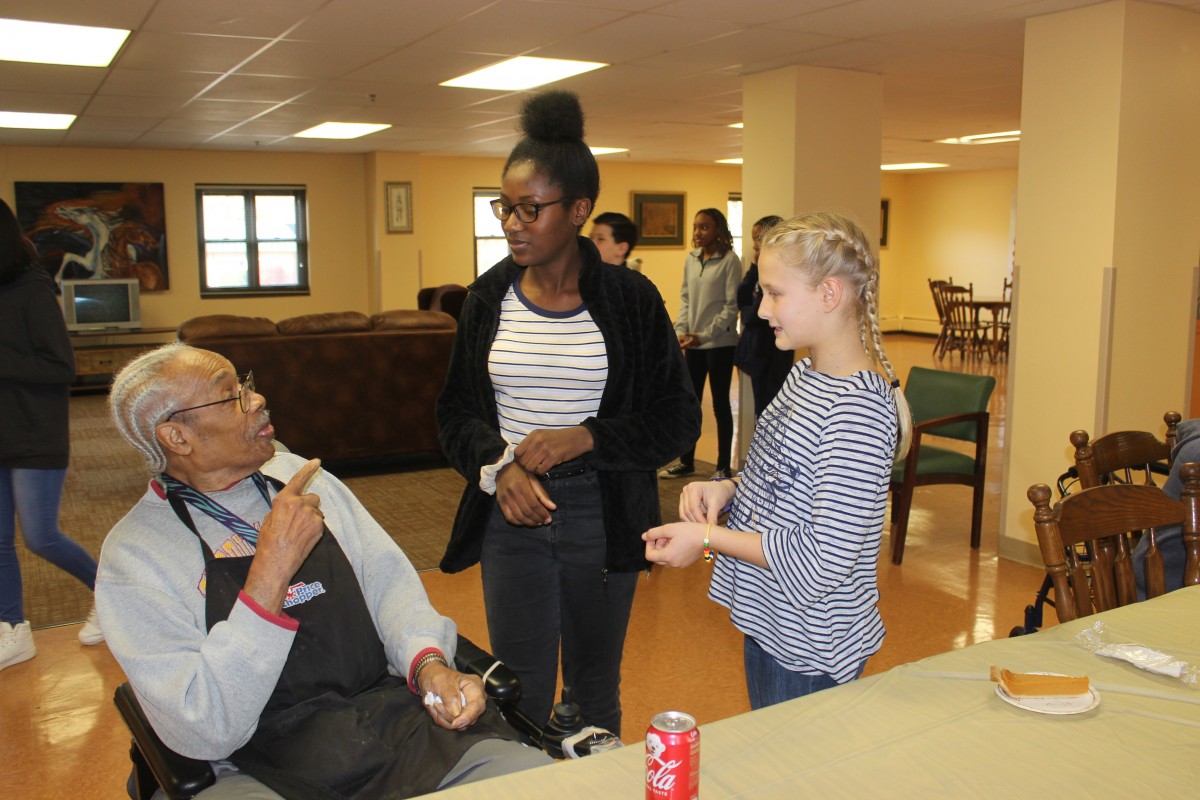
[889,367,996,565]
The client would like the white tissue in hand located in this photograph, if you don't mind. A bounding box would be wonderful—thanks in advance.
[1094,643,1187,678]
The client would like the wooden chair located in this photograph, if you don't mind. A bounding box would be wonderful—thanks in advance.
[889,366,997,564]
[937,283,989,359]
[992,277,1012,360]
[1071,411,1181,489]
[1027,462,1200,622]
[928,277,953,357]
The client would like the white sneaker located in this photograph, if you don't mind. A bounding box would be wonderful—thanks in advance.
[79,605,104,646]
[0,620,36,670]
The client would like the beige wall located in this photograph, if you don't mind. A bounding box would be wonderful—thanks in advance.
[368,154,743,320]
[1,141,1018,341]
[0,146,371,329]
[880,169,1017,334]
[1003,0,1200,563]
[0,146,742,326]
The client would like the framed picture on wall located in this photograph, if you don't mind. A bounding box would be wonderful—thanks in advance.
[631,191,686,248]
[15,181,170,290]
[386,181,413,234]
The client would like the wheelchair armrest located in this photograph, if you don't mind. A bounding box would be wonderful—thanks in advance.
[454,634,546,746]
[114,683,215,800]
[454,634,521,708]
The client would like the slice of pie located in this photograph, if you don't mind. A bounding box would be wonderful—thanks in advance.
[989,666,1090,697]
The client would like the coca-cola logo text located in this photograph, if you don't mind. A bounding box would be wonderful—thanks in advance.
[646,757,682,795]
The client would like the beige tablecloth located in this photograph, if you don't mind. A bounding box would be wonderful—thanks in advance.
[440,585,1200,798]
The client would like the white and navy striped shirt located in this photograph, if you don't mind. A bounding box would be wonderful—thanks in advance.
[709,358,897,683]
[488,280,608,445]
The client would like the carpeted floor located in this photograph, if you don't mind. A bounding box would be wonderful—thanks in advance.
[20,393,703,628]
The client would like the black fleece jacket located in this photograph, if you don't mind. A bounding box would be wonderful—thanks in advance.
[437,237,701,574]
[0,268,76,469]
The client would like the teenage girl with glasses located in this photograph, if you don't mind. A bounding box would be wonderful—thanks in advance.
[437,91,700,736]
[644,212,912,709]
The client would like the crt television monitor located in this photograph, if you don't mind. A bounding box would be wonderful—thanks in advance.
[61,278,142,332]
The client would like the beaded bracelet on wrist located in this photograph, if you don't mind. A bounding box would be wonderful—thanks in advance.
[411,650,448,692]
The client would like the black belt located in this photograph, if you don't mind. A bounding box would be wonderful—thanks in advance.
[538,462,590,481]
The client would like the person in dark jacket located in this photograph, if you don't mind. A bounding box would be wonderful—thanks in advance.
[734,214,795,417]
[0,198,103,673]
[437,91,700,736]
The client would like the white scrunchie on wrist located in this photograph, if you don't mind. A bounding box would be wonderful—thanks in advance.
[479,443,518,495]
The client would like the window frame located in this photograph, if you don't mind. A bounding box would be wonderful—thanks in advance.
[473,187,509,278]
[728,192,744,262]
[195,185,310,298]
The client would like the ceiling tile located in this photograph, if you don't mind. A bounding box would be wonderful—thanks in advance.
[116,31,272,74]
[142,0,328,38]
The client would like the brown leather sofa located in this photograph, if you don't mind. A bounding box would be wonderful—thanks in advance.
[417,284,468,320]
[177,309,455,463]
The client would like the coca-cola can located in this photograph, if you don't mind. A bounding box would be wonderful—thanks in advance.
[645,711,699,800]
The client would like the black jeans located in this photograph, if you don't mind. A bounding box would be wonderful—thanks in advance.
[479,469,638,736]
[682,346,735,471]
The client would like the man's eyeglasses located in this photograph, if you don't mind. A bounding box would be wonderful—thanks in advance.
[165,372,255,422]
[490,197,575,224]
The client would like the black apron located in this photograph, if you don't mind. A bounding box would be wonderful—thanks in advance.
[165,474,510,799]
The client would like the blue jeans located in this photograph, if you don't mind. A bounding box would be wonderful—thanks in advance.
[480,468,638,736]
[0,467,98,624]
[743,636,864,710]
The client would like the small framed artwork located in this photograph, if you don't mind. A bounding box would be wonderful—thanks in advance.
[386,182,413,234]
[880,199,890,249]
[631,191,686,248]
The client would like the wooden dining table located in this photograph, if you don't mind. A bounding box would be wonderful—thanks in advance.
[970,295,1011,361]
[440,586,1200,798]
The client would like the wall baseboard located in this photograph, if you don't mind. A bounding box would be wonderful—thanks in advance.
[880,317,941,336]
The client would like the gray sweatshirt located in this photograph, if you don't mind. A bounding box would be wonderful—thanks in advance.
[673,247,742,349]
[95,452,455,760]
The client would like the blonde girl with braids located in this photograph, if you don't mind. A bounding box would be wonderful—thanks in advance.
[644,211,910,709]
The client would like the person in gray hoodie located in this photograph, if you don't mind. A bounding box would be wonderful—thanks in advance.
[1133,417,1200,599]
[660,207,742,480]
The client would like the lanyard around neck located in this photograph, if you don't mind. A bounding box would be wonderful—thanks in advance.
[161,472,272,545]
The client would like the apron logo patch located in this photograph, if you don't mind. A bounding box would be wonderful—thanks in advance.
[284,581,327,609]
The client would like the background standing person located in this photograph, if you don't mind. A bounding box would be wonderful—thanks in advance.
[644,212,912,710]
[660,208,741,480]
[0,198,103,672]
[734,214,794,417]
[437,91,700,737]
[589,211,640,270]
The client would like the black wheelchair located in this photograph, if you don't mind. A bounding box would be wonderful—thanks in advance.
[115,636,546,800]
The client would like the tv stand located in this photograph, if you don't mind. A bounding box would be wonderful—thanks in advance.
[70,327,177,392]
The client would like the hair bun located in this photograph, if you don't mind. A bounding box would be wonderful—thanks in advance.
[520,90,585,143]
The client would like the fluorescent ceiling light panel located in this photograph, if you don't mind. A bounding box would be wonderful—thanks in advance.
[440,57,607,91]
[881,162,949,171]
[935,130,1021,145]
[294,122,391,139]
[0,111,75,130]
[716,158,743,165]
[0,18,129,67]
[590,147,627,156]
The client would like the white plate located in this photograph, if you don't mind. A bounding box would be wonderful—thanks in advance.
[995,673,1100,715]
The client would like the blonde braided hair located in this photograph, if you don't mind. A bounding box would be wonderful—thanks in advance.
[761,212,912,458]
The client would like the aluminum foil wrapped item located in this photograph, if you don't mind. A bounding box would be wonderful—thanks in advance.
[1076,621,1198,685]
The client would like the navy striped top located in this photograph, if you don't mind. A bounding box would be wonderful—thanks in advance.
[488,279,608,445]
[709,358,897,683]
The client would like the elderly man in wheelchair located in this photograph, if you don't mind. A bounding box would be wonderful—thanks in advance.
[98,344,551,799]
